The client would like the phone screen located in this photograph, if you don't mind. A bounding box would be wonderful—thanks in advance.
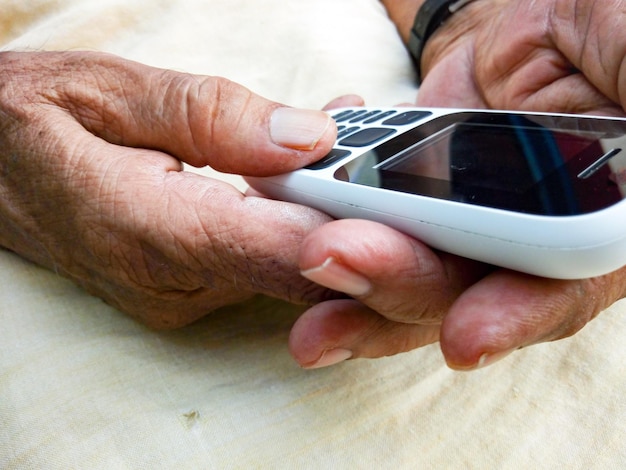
[336,113,626,216]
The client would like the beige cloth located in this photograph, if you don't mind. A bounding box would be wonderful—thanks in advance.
[2,1,626,468]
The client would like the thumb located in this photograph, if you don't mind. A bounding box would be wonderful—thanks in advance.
[39,51,336,176]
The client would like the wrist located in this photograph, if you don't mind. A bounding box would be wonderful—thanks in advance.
[382,0,510,83]
[419,0,492,78]
[409,0,482,83]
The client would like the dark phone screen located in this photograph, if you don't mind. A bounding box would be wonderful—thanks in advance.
[335,113,626,216]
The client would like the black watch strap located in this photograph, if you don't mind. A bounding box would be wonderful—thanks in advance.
[408,0,477,84]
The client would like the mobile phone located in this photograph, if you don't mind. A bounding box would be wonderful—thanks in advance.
[246,107,626,279]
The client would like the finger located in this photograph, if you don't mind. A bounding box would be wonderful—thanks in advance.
[477,47,623,115]
[299,219,491,324]
[440,268,626,370]
[465,3,624,115]
[549,0,626,110]
[11,51,336,176]
[289,299,440,368]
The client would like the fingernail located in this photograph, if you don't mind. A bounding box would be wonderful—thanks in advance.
[270,107,332,151]
[301,257,372,297]
[474,349,516,370]
[304,348,353,369]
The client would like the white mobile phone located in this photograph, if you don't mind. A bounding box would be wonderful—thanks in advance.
[246,107,626,279]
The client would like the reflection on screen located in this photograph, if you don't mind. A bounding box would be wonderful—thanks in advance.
[373,117,624,215]
[380,122,599,193]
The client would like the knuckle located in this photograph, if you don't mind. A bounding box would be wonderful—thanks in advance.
[213,199,334,306]
[200,76,255,152]
[214,223,327,305]
[156,72,254,167]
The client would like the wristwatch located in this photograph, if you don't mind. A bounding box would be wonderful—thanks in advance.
[408,0,478,84]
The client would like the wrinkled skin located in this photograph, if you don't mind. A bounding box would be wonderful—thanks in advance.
[2,0,626,371]
[0,51,340,329]
[290,0,626,369]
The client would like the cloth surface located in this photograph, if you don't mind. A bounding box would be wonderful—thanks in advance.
[2,1,626,468]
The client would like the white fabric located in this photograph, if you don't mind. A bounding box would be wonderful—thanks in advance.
[2,1,626,468]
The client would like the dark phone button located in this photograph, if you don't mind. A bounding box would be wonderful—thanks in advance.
[363,110,396,124]
[305,148,352,170]
[382,110,432,125]
[335,110,368,123]
[349,110,382,123]
[338,127,396,147]
[331,110,355,121]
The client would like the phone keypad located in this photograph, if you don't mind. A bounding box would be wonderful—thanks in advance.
[305,149,352,170]
[306,108,432,170]
[382,110,432,126]
[338,127,396,147]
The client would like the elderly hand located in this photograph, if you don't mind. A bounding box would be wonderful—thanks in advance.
[0,51,342,328]
[416,0,625,115]
[288,0,626,370]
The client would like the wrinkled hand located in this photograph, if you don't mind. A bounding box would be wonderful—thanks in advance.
[418,0,625,115]
[288,0,626,370]
[0,51,342,328]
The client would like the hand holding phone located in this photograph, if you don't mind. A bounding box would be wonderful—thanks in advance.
[247,107,626,279]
